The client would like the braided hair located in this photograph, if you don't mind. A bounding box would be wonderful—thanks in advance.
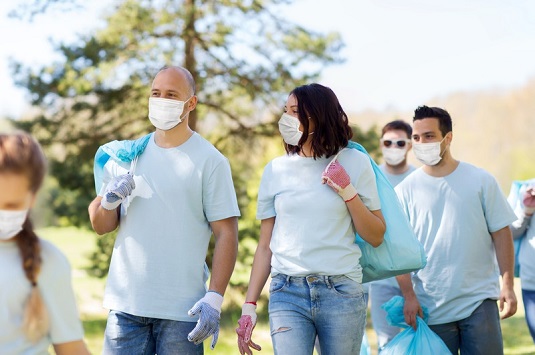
[0,132,48,342]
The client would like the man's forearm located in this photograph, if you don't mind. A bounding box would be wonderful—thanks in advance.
[209,217,238,295]
[492,226,515,288]
[396,273,416,299]
[88,197,119,235]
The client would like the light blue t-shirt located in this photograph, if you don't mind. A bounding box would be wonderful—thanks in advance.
[257,148,381,282]
[0,239,84,354]
[100,133,240,321]
[395,162,517,325]
[374,164,417,288]
[379,164,417,188]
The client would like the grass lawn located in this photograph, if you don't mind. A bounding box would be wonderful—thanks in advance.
[39,226,535,354]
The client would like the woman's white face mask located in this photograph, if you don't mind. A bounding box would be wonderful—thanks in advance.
[278,113,303,146]
[0,209,28,240]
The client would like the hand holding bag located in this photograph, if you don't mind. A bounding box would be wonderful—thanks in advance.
[381,296,450,355]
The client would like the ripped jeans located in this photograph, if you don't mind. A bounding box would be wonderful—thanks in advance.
[268,274,367,355]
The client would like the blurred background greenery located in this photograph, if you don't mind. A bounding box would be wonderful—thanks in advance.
[2,0,535,353]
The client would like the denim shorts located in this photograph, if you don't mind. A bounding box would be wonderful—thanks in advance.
[103,310,203,355]
[268,274,367,355]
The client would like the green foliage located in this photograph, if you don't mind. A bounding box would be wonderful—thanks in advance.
[87,231,116,278]
[10,0,343,228]
[10,0,344,277]
[351,124,381,160]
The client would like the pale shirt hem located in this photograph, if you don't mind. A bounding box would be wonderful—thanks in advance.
[103,300,198,322]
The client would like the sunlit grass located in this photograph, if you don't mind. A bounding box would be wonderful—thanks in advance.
[40,226,535,354]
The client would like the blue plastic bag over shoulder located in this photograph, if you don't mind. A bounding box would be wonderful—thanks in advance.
[346,141,427,283]
[93,133,152,193]
[507,178,535,277]
[381,296,450,355]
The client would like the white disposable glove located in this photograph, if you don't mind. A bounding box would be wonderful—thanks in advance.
[100,173,136,210]
[187,291,223,349]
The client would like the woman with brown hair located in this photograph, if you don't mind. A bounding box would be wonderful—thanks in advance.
[236,83,386,354]
[0,132,89,354]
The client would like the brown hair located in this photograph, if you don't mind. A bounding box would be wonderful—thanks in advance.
[0,132,49,342]
[285,83,353,158]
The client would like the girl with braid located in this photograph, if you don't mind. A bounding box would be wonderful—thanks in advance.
[0,132,90,354]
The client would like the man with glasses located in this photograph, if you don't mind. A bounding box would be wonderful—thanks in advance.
[369,120,417,352]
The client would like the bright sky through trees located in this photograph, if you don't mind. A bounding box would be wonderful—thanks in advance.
[1,0,535,117]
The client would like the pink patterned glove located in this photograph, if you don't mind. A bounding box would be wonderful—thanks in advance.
[523,187,535,216]
[236,303,261,355]
[322,159,358,202]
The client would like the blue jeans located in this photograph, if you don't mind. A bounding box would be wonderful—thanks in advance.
[522,289,535,343]
[103,310,203,355]
[269,274,367,355]
[428,299,503,355]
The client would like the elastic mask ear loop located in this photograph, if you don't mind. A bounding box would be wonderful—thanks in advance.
[179,96,194,121]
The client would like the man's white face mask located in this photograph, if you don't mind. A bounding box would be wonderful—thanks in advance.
[412,137,447,166]
[382,147,407,166]
[148,97,192,131]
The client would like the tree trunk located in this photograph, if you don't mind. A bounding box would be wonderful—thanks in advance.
[183,0,198,131]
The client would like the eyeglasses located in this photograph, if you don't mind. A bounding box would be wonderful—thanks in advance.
[381,139,410,148]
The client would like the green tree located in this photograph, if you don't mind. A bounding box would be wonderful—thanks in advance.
[11,0,343,226]
[10,0,347,278]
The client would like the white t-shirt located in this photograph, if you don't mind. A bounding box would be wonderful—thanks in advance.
[0,239,84,355]
[395,162,517,325]
[100,133,240,321]
[257,148,381,282]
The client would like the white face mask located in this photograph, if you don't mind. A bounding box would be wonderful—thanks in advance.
[278,113,303,146]
[382,147,407,166]
[148,97,192,131]
[0,209,28,240]
[412,137,446,166]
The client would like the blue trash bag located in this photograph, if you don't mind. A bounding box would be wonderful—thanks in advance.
[381,296,450,355]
